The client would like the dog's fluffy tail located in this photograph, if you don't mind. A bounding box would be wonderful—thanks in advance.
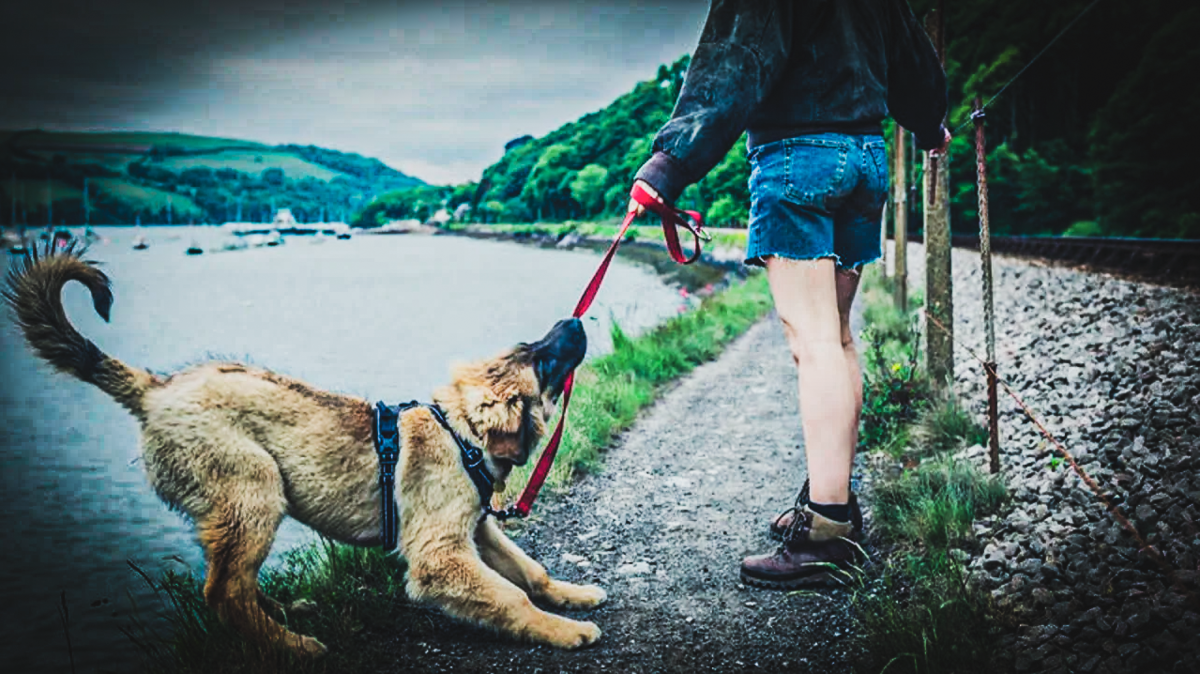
[3,241,157,418]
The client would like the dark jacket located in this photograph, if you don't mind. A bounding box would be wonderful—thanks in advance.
[635,0,948,205]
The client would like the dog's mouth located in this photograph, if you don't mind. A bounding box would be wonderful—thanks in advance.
[530,318,587,403]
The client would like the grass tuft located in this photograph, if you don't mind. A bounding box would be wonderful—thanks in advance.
[851,265,1012,674]
[870,457,1008,550]
[852,552,1014,674]
[913,395,990,457]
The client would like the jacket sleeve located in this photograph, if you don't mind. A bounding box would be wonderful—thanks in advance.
[885,0,948,151]
[634,0,794,205]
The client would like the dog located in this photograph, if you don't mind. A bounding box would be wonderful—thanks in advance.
[3,244,606,656]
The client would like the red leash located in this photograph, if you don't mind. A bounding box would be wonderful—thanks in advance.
[493,184,708,519]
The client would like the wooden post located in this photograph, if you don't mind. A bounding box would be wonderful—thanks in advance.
[973,96,1001,474]
[880,205,889,280]
[924,3,953,393]
[893,126,908,312]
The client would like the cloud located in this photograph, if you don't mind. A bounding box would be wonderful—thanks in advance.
[1,0,706,184]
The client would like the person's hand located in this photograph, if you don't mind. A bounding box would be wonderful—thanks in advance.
[626,179,663,217]
[929,126,951,158]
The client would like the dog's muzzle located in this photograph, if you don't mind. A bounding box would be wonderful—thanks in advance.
[531,318,587,401]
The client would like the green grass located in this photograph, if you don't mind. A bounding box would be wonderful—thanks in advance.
[8,179,83,207]
[128,260,774,672]
[6,129,269,151]
[851,265,1012,674]
[912,396,989,457]
[870,456,1007,550]
[857,267,931,457]
[92,178,205,219]
[458,220,749,257]
[1063,220,1102,237]
[155,151,343,181]
[125,542,418,674]
[851,552,1012,674]
[507,271,772,493]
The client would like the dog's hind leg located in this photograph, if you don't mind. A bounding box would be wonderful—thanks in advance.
[406,544,601,650]
[190,437,327,659]
[476,518,606,610]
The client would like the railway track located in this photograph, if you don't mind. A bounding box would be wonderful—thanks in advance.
[901,233,1200,287]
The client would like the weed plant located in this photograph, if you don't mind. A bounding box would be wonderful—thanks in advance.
[852,552,1013,674]
[852,266,1012,674]
[870,456,1008,550]
[913,395,990,456]
[125,542,419,674]
[859,319,931,456]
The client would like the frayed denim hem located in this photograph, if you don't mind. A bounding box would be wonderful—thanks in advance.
[746,251,880,271]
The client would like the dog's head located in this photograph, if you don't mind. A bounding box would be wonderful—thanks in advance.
[441,318,586,472]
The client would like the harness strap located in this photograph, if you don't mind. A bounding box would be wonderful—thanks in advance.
[373,401,499,546]
[492,184,707,520]
[428,404,496,508]
[373,400,419,550]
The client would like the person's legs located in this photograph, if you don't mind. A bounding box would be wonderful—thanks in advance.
[764,256,855,506]
[836,265,863,466]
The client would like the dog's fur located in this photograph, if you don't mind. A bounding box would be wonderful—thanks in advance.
[3,244,605,656]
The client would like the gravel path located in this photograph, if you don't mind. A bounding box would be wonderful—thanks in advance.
[894,243,1200,674]
[383,314,868,673]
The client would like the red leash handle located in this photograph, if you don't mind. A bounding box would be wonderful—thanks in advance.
[497,187,707,520]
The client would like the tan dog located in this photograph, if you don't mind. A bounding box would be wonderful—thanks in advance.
[3,244,606,656]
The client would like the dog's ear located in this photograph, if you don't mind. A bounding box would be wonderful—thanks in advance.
[485,395,539,465]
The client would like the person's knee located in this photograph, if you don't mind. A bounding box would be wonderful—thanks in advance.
[784,330,845,368]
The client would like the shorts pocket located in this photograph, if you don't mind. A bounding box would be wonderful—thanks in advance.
[864,141,890,210]
[784,137,850,209]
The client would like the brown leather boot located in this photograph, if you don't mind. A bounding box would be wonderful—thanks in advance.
[768,480,863,541]
[742,506,865,589]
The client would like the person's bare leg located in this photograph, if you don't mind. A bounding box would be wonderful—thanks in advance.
[765,256,855,506]
[836,266,863,465]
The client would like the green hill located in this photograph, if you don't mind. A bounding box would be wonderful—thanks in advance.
[0,130,424,225]
[356,55,753,229]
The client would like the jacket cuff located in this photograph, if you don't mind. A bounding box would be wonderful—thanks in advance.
[634,152,692,206]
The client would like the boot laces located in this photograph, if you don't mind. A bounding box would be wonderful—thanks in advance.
[775,480,810,548]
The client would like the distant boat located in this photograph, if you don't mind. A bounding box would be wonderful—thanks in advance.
[4,226,27,255]
[131,217,149,250]
[336,230,352,240]
[185,224,203,255]
[265,230,283,247]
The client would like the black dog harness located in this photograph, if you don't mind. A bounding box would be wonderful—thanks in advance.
[372,400,497,550]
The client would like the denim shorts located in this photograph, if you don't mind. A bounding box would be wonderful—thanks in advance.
[746,133,889,269]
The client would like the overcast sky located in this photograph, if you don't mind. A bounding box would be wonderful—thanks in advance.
[1,0,707,185]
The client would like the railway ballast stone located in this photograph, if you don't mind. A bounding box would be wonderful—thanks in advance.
[897,243,1200,674]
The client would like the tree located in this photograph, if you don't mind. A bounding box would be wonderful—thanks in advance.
[570,164,609,217]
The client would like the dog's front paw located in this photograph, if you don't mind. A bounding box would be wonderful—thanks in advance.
[548,581,607,609]
[546,619,601,649]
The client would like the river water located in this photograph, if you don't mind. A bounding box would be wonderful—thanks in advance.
[0,226,684,673]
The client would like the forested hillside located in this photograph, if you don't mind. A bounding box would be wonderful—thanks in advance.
[356,56,756,230]
[369,0,1195,240]
[0,130,423,226]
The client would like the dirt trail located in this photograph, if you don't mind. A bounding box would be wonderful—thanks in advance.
[384,316,863,673]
